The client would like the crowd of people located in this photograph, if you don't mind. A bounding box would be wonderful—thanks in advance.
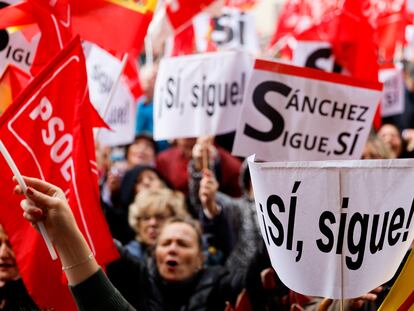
[2,58,414,311]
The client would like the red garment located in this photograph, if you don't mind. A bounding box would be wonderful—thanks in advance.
[156,146,242,197]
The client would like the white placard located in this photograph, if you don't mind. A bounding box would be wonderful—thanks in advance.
[96,79,136,147]
[154,51,254,140]
[292,41,339,73]
[248,155,414,299]
[233,59,382,161]
[0,30,39,74]
[86,44,123,115]
[193,7,259,54]
[86,44,135,146]
[379,68,404,117]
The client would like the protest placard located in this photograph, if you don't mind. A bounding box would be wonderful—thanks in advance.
[96,80,136,147]
[379,67,404,117]
[292,41,342,73]
[0,30,39,75]
[193,7,259,54]
[248,155,414,299]
[154,51,253,140]
[233,59,382,161]
[86,44,135,146]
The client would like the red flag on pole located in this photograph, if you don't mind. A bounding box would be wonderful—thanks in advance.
[0,0,157,66]
[72,0,157,55]
[0,36,118,310]
[165,0,216,31]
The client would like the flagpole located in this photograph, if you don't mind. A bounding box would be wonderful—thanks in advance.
[94,53,129,142]
[0,140,58,260]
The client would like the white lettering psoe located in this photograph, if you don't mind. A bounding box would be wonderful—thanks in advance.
[6,55,97,256]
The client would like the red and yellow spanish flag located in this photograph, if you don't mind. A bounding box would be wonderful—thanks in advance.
[71,0,157,55]
[379,250,414,311]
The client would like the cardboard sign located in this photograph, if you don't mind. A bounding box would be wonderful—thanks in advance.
[0,30,39,74]
[233,60,382,161]
[248,155,414,299]
[193,7,259,54]
[379,67,404,117]
[154,51,253,140]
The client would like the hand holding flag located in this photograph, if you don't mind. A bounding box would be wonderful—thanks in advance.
[0,140,57,260]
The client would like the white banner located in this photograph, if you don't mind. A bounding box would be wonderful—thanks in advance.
[154,51,253,140]
[86,44,135,146]
[248,155,414,299]
[379,67,404,117]
[0,30,39,74]
[233,60,382,161]
[193,7,259,54]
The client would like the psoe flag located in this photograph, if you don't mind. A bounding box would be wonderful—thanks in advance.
[0,37,118,310]
[247,156,414,299]
[233,60,382,161]
[379,250,414,311]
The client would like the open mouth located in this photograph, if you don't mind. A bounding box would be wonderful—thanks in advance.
[166,260,178,267]
[0,263,14,268]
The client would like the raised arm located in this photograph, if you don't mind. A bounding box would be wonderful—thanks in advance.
[13,176,134,310]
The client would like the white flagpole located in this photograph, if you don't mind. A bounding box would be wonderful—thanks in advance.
[0,140,58,260]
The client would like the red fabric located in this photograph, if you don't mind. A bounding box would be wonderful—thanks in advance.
[268,0,381,128]
[7,65,31,97]
[372,0,410,67]
[0,0,154,60]
[122,55,143,101]
[331,0,381,128]
[156,145,242,197]
[267,0,340,57]
[71,0,154,55]
[0,0,73,75]
[224,0,257,10]
[0,37,118,310]
[171,23,197,56]
[166,0,215,31]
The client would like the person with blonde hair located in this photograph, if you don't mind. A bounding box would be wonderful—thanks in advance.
[126,188,189,262]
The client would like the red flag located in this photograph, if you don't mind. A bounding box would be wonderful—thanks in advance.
[267,0,381,128]
[0,36,118,310]
[267,0,340,58]
[0,0,73,75]
[165,0,216,31]
[71,0,157,55]
[0,0,157,65]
